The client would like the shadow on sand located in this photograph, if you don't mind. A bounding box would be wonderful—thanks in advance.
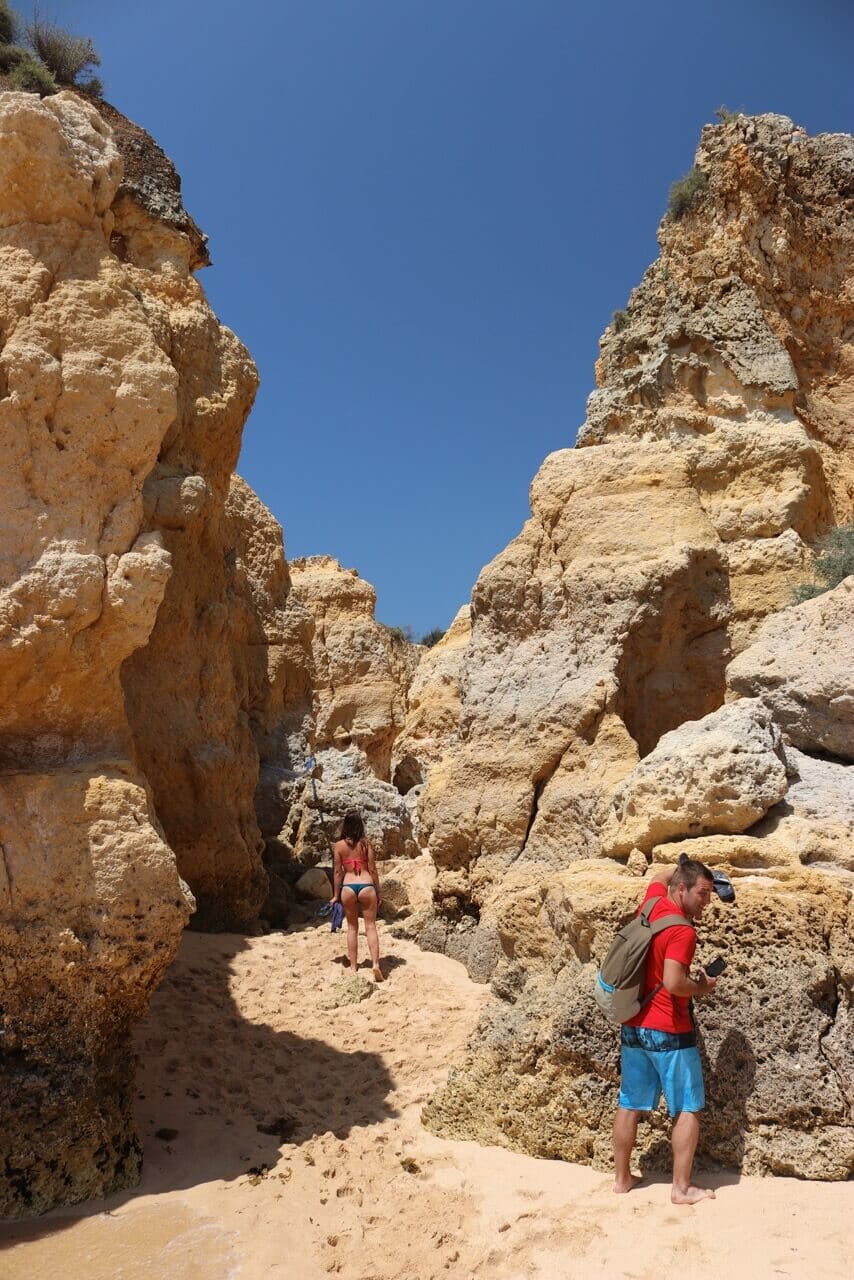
[0,924,396,1249]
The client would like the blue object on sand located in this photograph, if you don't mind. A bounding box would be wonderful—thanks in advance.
[330,900,344,932]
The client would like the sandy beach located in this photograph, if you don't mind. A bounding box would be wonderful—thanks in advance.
[1,918,851,1280]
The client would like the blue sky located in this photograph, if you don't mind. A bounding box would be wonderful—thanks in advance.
[45,2,853,635]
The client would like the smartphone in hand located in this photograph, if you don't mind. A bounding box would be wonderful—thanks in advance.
[704,956,726,978]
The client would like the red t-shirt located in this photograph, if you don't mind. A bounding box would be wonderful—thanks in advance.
[625,882,696,1033]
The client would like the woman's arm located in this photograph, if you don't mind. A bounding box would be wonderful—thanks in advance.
[331,844,342,902]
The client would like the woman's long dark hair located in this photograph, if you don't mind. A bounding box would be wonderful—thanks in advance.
[340,810,365,845]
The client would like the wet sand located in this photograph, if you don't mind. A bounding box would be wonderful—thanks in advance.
[1,922,851,1279]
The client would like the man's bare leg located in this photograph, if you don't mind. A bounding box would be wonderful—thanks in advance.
[671,1111,715,1204]
[612,1107,643,1193]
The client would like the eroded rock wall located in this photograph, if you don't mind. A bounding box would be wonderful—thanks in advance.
[417,115,854,1180]
[417,113,853,890]
[0,91,193,1215]
[116,166,265,931]
[288,556,418,779]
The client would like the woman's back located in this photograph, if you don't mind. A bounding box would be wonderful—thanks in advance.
[336,837,369,876]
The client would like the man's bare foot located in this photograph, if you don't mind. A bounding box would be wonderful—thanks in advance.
[613,1174,643,1194]
[372,965,385,982]
[671,1184,715,1204]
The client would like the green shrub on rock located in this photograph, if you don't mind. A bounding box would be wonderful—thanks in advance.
[419,628,446,648]
[667,165,708,219]
[793,523,854,602]
[0,0,17,45]
[25,11,101,91]
[7,48,56,94]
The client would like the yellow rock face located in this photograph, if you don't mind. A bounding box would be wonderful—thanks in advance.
[391,604,471,794]
[419,115,854,1180]
[0,89,254,1211]
[424,862,854,1181]
[0,764,193,1217]
[288,556,417,780]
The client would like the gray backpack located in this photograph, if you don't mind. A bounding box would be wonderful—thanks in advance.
[594,896,693,1023]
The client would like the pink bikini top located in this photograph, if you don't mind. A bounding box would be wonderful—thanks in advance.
[341,840,367,875]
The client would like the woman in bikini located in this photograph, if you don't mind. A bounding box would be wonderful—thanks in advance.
[331,810,384,982]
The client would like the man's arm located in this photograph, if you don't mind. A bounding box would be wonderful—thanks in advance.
[662,958,717,999]
[648,864,676,888]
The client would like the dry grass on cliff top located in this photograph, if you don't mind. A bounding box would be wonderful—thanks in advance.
[1,922,851,1279]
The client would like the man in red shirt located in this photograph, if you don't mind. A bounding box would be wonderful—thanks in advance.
[612,855,718,1204]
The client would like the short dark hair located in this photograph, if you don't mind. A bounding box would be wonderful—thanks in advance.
[340,810,364,843]
[672,852,714,891]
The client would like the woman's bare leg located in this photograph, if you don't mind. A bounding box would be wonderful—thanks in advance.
[340,888,359,970]
[359,891,383,979]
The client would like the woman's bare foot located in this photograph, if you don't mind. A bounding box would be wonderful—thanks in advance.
[613,1174,643,1194]
[372,965,385,983]
[671,1184,715,1204]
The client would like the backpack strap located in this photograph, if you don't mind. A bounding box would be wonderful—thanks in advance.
[649,912,693,936]
[636,908,695,1009]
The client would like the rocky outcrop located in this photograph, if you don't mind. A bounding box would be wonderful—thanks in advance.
[419,115,853,895]
[224,476,315,776]
[288,556,418,780]
[424,863,854,1181]
[0,766,193,1216]
[727,576,854,760]
[222,477,318,922]
[391,605,471,795]
[276,746,418,869]
[115,152,264,931]
[419,115,854,1180]
[0,91,193,1215]
[601,700,789,856]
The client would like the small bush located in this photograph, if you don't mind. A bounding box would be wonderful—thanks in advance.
[612,309,629,333]
[7,48,56,94]
[418,627,445,648]
[793,523,854,602]
[386,625,414,645]
[714,104,740,124]
[667,165,709,219]
[25,11,100,87]
[0,40,25,70]
[0,0,17,45]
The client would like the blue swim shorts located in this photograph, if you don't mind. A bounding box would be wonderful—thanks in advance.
[619,1025,705,1116]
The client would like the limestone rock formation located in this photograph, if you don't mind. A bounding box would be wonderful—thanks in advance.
[0,91,193,1215]
[288,556,418,779]
[280,746,418,869]
[601,700,789,856]
[424,862,854,1181]
[727,576,854,760]
[391,605,471,795]
[114,146,265,930]
[0,766,193,1216]
[223,476,319,922]
[420,114,854,895]
[419,114,854,1180]
[224,476,315,776]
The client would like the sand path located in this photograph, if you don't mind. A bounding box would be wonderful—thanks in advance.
[1,919,851,1278]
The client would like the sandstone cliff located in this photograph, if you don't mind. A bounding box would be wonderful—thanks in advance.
[263,556,421,883]
[0,91,195,1215]
[417,115,854,1180]
[114,185,265,931]
[288,555,417,779]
